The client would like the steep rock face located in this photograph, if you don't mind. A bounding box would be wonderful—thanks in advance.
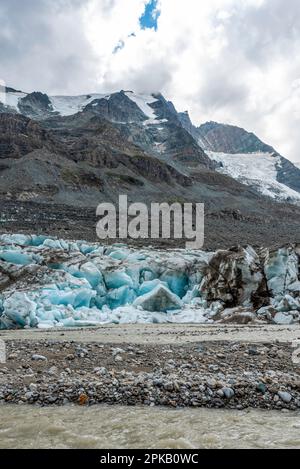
[120,120,213,171]
[84,91,147,123]
[178,111,201,142]
[0,113,62,159]
[197,122,274,154]
[18,92,54,120]
[43,112,192,186]
[147,93,178,123]
[276,156,300,194]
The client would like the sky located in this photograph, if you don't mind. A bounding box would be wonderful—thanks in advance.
[0,0,300,163]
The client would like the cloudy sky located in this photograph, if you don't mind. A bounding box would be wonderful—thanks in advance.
[0,0,300,163]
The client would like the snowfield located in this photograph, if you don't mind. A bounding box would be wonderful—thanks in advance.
[124,91,158,119]
[207,151,300,204]
[49,94,109,116]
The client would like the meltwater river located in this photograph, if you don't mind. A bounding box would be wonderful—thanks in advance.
[0,405,300,449]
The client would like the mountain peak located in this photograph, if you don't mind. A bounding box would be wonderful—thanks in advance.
[198,121,275,154]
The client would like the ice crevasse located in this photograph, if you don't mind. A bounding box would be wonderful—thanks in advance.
[0,234,299,329]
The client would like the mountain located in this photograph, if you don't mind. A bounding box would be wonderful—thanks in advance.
[0,86,300,250]
[178,117,300,204]
[197,121,274,154]
[1,88,213,172]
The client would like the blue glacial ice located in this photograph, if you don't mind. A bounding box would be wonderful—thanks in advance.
[133,285,182,312]
[0,234,299,329]
[0,250,39,266]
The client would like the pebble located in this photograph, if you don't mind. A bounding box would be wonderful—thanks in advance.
[222,387,235,399]
[31,354,47,361]
[256,383,267,394]
[207,378,217,388]
[248,347,260,356]
[94,367,107,375]
[278,392,292,403]
[164,382,174,391]
[29,383,38,392]
[112,348,125,357]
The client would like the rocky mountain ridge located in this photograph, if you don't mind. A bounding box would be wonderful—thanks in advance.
[0,85,300,249]
[1,85,300,203]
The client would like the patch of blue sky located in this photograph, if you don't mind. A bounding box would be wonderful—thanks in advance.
[139,0,160,31]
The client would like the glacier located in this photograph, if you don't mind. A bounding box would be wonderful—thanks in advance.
[0,234,299,329]
[207,151,300,204]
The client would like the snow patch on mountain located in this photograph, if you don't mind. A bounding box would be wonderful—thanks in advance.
[0,89,164,122]
[124,91,158,119]
[0,90,112,116]
[124,91,170,125]
[49,94,110,116]
[207,151,300,204]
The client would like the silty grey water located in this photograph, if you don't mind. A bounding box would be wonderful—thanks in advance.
[0,405,300,449]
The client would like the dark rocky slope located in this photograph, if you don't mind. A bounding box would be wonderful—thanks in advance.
[0,86,299,249]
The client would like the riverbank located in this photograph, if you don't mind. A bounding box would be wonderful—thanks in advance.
[0,324,300,410]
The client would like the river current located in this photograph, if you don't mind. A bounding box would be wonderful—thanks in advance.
[0,405,300,449]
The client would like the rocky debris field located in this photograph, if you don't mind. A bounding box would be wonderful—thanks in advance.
[0,234,299,329]
[1,199,300,253]
[0,339,299,410]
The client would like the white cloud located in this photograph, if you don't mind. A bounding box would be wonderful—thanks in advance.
[0,0,300,163]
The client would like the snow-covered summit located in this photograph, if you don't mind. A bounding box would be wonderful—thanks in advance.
[0,87,163,121]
